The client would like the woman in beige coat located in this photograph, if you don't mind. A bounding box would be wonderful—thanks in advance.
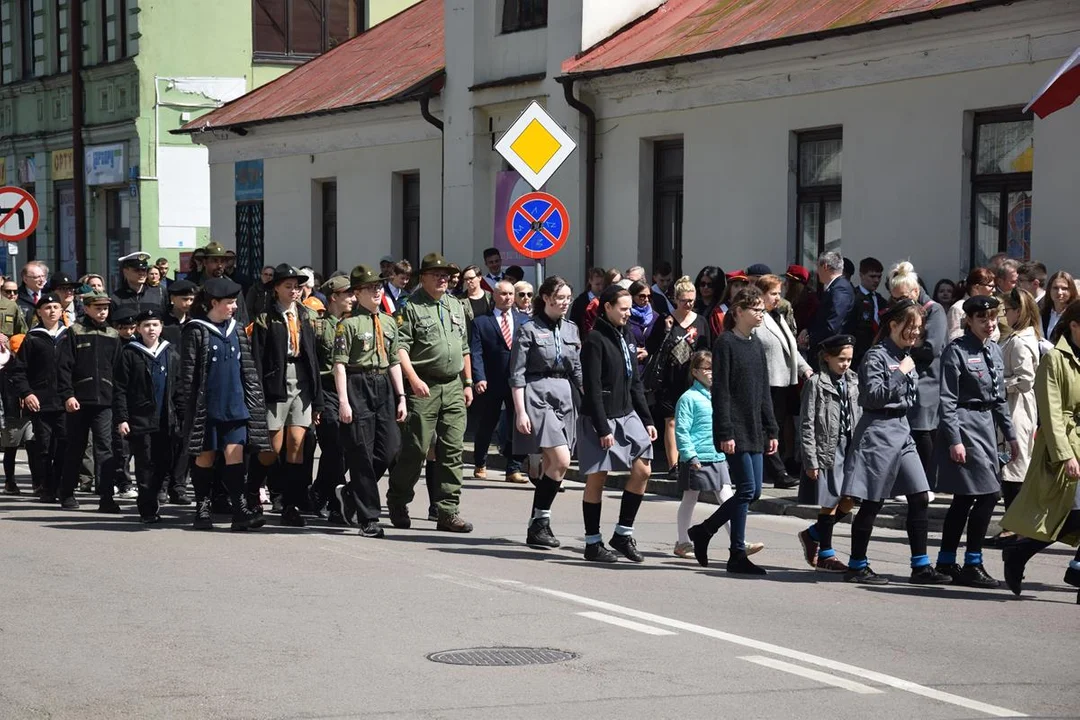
[999,289,1042,506]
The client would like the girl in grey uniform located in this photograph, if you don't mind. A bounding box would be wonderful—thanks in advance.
[841,299,952,586]
[510,276,583,550]
[934,295,1020,588]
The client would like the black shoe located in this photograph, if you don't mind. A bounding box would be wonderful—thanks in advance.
[271,497,284,514]
[427,506,438,522]
[526,517,560,548]
[4,481,21,495]
[1064,566,1080,588]
[281,506,306,527]
[98,498,122,514]
[687,524,713,568]
[844,566,889,585]
[335,484,358,527]
[359,520,385,538]
[1002,545,1027,596]
[231,509,251,532]
[666,465,679,483]
[726,552,767,576]
[328,509,348,526]
[141,514,162,525]
[211,498,234,515]
[388,504,411,529]
[935,562,963,583]
[773,475,799,490]
[609,533,644,563]
[910,565,953,585]
[584,541,618,563]
[168,489,193,506]
[958,563,1000,589]
[60,496,80,510]
[39,493,58,504]
[193,499,214,530]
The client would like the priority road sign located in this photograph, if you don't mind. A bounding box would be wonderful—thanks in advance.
[505,192,569,260]
[494,101,577,191]
[0,186,40,242]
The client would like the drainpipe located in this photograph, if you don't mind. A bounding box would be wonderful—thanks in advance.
[557,76,596,272]
[71,0,87,276]
[419,92,445,257]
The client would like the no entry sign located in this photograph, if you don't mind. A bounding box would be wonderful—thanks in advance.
[504,192,569,261]
[0,186,40,242]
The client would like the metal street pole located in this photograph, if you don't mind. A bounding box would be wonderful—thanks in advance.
[71,0,87,276]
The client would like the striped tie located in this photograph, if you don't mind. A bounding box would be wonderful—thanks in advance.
[983,344,1001,402]
[500,312,512,348]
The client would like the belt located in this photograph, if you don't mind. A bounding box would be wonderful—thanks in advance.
[866,408,907,418]
[346,367,388,376]
[959,402,995,411]
[526,370,568,381]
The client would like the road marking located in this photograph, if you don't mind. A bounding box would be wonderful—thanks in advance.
[740,655,883,695]
[529,586,1025,718]
[577,611,677,636]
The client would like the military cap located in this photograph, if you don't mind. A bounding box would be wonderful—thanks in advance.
[167,279,197,296]
[35,292,63,309]
[726,269,749,282]
[135,308,164,324]
[418,252,451,274]
[350,265,382,288]
[82,290,112,305]
[321,275,351,294]
[119,251,151,270]
[202,242,228,258]
[111,307,139,326]
[202,277,242,299]
[963,295,1001,315]
[785,264,810,285]
[821,334,856,352]
[746,263,772,277]
[46,272,82,291]
[880,297,918,323]
[272,263,310,286]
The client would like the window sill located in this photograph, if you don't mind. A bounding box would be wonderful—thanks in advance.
[252,53,318,66]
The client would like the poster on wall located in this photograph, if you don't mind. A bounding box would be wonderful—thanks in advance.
[492,170,534,279]
[57,188,77,277]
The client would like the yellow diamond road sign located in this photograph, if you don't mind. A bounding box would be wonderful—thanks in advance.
[495,101,577,191]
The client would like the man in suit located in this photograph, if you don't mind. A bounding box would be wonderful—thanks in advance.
[17,261,50,324]
[799,250,854,364]
[846,257,886,368]
[470,279,529,483]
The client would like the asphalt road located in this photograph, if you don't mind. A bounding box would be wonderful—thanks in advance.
[1,466,1077,720]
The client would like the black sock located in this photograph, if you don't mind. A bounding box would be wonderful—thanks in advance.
[617,490,644,529]
[965,493,1000,558]
[816,513,837,552]
[285,462,306,508]
[582,501,602,538]
[906,492,930,560]
[532,475,561,513]
[190,465,212,500]
[850,500,883,563]
[939,495,975,558]
[1002,483,1021,510]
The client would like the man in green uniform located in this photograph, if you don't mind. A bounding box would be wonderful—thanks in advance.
[0,287,29,339]
[311,275,353,522]
[386,253,475,532]
[334,265,407,538]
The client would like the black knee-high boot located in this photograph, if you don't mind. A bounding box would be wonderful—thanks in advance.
[190,465,214,530]
[225,464,259,531]
[280,462,307,527]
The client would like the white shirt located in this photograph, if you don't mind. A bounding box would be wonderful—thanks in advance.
[493,307,515,342]
[485,272,503,287]
[278,302,300,357]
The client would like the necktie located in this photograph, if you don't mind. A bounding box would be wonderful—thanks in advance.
[619,334,633,378]
[500,312,512,349]
[982,344,1000,402]
[287,311,299,357]
[32,291,38,304]
[553,323,563,364]
[837,377,852,438]
[373,313,387,366]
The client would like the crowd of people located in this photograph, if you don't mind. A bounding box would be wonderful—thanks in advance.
[0,244,1077,601]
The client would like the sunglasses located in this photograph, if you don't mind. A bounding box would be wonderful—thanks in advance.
[698,282,712,288]
[2,289,17,296]
[517,292,533,298]
[636,292,651,299]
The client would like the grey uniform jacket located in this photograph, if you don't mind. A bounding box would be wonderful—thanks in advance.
[508,317,584,391]
[799,369,861,471]
[938,331,1016,447]
[907,293,946,431]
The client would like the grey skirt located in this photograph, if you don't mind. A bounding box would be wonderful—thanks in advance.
[513,377,577,455]
[842,412,930,501]
[577,412,653,475]
[816,434,849,508]
[934,408,1002,496]
[678,460,730,493]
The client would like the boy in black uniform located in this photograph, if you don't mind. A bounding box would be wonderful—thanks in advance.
[110,308,139,499]
[57,290,123,512]
[114,309,179,524]
[9,293,68,502]
[846,257,886,368]
[160,279,196,504]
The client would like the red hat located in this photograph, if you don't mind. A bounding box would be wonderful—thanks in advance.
[785,264,810,284]
[726,269,748,282]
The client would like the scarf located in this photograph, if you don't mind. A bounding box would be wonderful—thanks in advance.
[630,302,655,327]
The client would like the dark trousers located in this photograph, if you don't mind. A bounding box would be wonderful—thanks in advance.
[702,451,764,552]
[29,411,66,497]
[764,386,794,483]
[472,388,525,474]
[314,382,344,510]
[61,405,116,501]
[912,429,937,491]
[112,430,131,489]
[343,373,401,522]
[130,430,173,519]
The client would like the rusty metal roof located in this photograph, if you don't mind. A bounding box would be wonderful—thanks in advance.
[178,0,444,133]
[562,0,1025,78]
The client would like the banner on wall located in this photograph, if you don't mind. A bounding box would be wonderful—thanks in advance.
[57,187,77,277]
[85,144,126,185]
[235,160,264,202]
[51,149,74,181]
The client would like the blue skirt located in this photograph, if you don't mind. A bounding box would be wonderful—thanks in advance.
[203,420,247,451]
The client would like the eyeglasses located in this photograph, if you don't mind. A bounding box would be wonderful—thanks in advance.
[636,292,651,299]
[2,289,17,296]
[517,292,533,298]
[698,282,712,288]
[747,306,766,314]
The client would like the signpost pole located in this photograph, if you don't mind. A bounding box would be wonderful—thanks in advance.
[535,258,545,289]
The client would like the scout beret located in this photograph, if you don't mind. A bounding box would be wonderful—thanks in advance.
[167,279,197,296]
[321,275,351,294]
[821,334,855,352]
[35,292,63,309]
[111,307,139,326]
[135,308,164,324]
[785,264,810,285]
[350,265,382,288]
[962,295,1000,315]
[746,263,772,277]
[82,290,112,305]
[202,277,242,299]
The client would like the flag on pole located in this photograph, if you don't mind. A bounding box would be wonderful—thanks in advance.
[1024,47,1080,119]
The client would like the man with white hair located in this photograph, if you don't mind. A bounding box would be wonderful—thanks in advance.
[17,261,50,324]
[624,266,646,283]
[799,250,855,363]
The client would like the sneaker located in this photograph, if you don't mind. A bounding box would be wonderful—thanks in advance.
[673,541,694,558]
[157,489,168,505]
[281,507,306,527]
[797,529,818,568]
[844,566,889,585]
[78,480,94,494]
[388,504,411,529]
[958,563,1000,589]
[745,541,765,556]
[3,481,21,495]
[60,496,80,510]
[436,513,474,533]
[526,517,560,548]
[98,499,122,514]
[117,487,138,500]
[168,489,193,506]
[328,509,348,526]
[726,552,767,576]
[666,465,679,483]
[910,565,952,585]
[334,484,358,527]
[609,533,644,563]
[270,497,284,514]
[472,466,487,479]
[359,520,385,538]
[816,556,849,573]
[584,541,618,563]
[686,524,712,568]
[935,562,963,583]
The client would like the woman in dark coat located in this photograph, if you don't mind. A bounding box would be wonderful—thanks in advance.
[627,280,660,375]
[178,277,269,531]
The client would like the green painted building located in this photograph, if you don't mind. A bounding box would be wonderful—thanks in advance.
[0,0,414,280]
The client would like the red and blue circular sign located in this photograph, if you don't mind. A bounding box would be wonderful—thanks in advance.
[505,192,569,260]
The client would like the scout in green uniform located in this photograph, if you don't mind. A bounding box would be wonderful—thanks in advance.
[0,291,29,338]
[386,253,475,533]
[333,266,406,538]
[311,275,354,522]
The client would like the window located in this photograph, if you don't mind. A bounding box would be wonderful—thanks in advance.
[401,173,420,267]
[253,0,358,59]
[970,109,1033,267]
[20,0,33,79]
[501,0,547,33]
[652,140,683,277]
[795,128,843,271]
[321,181,337,277]
[100,0,128,63]
[55,0,67,73]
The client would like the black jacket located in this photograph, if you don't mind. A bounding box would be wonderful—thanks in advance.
[249,303,324,412]
[16,285,38,324]
[56,317,123,407]
[110,282,168,317]
[846,286,886,367]
[178,318,268,456]
[161,311,188,348]
[569,290,592,331]
[809,276,855,356]
[113,340,179,435]
[580,316,653,436]
[10,326,69,413]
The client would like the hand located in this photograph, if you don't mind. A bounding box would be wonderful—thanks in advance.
[797,330,809,349]
[665,316,674,329]
[721,439,736,454]
[395,396,407,423]
[0,334,8,349]
[690,462,702,472]
[899,356,916,374]
[950,443,966,464]
[802,369,814,380]
[475,380,488,395]
[410,379,430,398]
[599,433,615,449]
[645,425,658,442]
[1007,440,1021,463]
[637,347,648,361]
[339,403,353,425]
[516,415,533,436]
[117,422,130,437]
[766,438,779,455]
[1064,458,1080,480]
[806,467,819,481]
[24,394,40,412]
[65,397,80,413]
[313,411,321,427]
[463,386,473,408]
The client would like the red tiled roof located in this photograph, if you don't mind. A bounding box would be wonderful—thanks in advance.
[179,0,444,132]
[562,0,1020,78]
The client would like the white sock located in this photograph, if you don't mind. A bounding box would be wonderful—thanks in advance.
[718,484,734,540]
[677,490,699,544]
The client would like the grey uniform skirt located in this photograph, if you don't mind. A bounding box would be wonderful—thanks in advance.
[577,412,653,475]
[678,460,730,493]
[842,412,929,502]
[934,408,1002,496]
[514,377,577,455]
[817,433,849,508]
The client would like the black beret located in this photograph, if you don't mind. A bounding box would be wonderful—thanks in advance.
[962,295,1000,315]
[35,292,63,309]
[111,307,139,326]
[167,279,197,296]
[821,334,855,352]
[201,277,242,300]
[746,263,772,277]
[135,308,164,324]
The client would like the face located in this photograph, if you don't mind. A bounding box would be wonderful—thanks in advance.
[331,290,355,314]
[123,266,148,285]
[890,283,919,303]
[589,274,604,295]
[493,283,514,312]
[448,272,460,290]
[485,254,502,275]
[147,267,161,285]
[936,284,954,304]
[156,261,169,276]
[57,287,74,304]
[2,283,19,299]
[1050,278,1072,307]
[210,297,238,320]
[1004,303,1021,329]
[515,287,533,311]
[1070,321,1080,348]
[997,268,1017,292]
[692,361,713,386]
[605,295,632,327]
[543,285,573,320]
[23,266,47,291]
[816,262,830,284]
[675,289,695,313]
[356,283,384,311]
[85,301,110,324]
[172,293,195,315]
[260,267,275,284]
[738,300,766,330]
[421,270,449,296]
[463,270,481,294]
[825,346,854,376]
[205,256,228,278]
[380,261,393,276]
[88,277,104,292]
[763,285,782,311]
[1017,277,1037,296]
[890,314,922,348]
[36,302,62,327]
[696,276,715,301]
[968,309,997,341]
[654,273,673,293]
[633,286,652,307]
[275,278,301,305]
[117,324,137,339]
[626,268,645,283]
[225,254,237,270]
[138,319,162,346]
[860,270,882,292]
[393,272,410,289]
[970,278,994,297]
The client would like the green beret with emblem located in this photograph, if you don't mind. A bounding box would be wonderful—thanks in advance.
[350,265,382,289]
[419,253,450,274]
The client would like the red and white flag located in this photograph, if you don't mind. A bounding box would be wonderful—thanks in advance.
[1024,47,1080,119]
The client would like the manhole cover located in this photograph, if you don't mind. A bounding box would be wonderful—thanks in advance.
[427,647,577,666]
